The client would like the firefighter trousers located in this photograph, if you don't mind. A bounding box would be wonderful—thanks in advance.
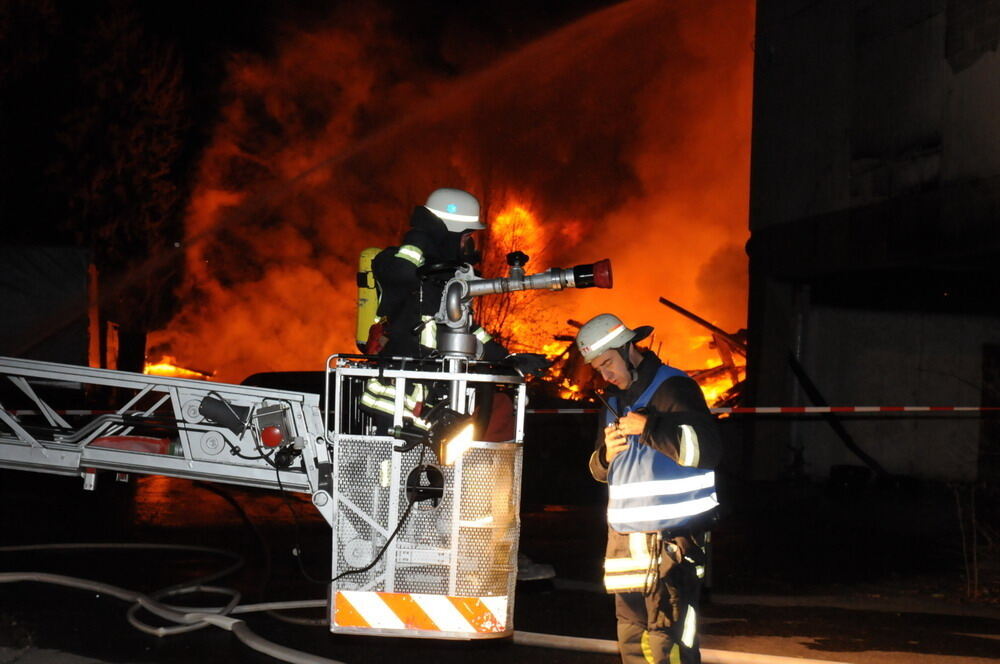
[614,536,705,664]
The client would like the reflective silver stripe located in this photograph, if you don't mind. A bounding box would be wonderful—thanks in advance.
[419,315,437,348]
[695,565,705,579]
[395,244,425,266]
[604,556,654,573]
[607,494,719,523]
[604,533,657,590]
[426,206,479,223]
[360,392,396,415]
[365,379,393,396]
[364,380,425,415]
[629,532,650,558]
[473,327,492,343]
[608,472,716,500]
[681,605,697,648]
[580,323,626,358]
[679,424,700,466]
[603,572,648,592]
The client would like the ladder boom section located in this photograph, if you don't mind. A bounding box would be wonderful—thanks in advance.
[0,356,332,519]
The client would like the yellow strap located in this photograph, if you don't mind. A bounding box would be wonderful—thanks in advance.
[641,630,655,664]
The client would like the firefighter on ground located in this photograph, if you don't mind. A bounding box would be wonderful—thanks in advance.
[578,313,721,664]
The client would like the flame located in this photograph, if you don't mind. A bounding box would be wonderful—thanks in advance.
[698,372,739,406]
[476,198,568,352]
[558,378,584,401]
[540,340,570,359]
[143,355,210,380]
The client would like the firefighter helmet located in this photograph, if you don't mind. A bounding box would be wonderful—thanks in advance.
[425,188,484,233]
[576,313,653,363]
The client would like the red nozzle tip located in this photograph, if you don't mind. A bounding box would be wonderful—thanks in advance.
[261,426,284,447]
[593,259,612,288]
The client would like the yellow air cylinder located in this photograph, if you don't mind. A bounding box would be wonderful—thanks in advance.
[356,247,381,352]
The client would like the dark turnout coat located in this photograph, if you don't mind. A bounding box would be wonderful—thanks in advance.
[588,350,722,592]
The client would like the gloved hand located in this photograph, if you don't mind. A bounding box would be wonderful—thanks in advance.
[364,321,387,354]
[505,353,552,377]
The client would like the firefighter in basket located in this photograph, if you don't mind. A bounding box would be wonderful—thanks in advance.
[358,187,553,581]
[578,313,722,664]
[357,188,548,423]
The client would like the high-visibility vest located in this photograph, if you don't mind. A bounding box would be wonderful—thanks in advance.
[605,365,718,534]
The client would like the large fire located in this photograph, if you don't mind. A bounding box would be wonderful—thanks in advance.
[145,0,754,405]
[480,202,746,404]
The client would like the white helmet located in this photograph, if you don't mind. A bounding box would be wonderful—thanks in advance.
[424,188,484,233]
[576,313,653,363]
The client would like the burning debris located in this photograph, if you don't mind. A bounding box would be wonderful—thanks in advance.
[143,355,212,380]
[658,295,746,407]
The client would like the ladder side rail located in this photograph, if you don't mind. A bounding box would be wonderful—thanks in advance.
[77,445,313,492]
[0,406,48,453]
[0,357,323,404]
[8,376,71,429]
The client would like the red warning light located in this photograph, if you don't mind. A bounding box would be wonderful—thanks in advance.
[261,425,284,447]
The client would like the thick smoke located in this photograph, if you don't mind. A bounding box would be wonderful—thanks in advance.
[149,0,754,381]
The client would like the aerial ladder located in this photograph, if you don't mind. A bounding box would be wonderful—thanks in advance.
[0,254,611,641]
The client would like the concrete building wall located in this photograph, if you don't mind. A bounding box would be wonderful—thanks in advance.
[752,0,1000,229]
[797,306,998,481]
[747,0,1000,481]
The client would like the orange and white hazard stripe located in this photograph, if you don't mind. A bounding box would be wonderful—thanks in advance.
[332,591,509,638]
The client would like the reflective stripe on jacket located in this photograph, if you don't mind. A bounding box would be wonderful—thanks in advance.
[360,379,429,429]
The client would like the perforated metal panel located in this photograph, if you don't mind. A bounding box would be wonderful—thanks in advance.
[328,358,525,639]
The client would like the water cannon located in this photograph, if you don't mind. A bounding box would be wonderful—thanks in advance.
[466,253,612,297]
[434,254,612,360]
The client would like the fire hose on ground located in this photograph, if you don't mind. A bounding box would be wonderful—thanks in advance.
[0,544,851,664]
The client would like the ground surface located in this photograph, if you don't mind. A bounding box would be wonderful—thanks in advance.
[1,460,998,663]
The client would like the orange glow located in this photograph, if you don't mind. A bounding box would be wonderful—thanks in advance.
[143,355,210,380]
[133,475,316,527]
[146,1,754,386]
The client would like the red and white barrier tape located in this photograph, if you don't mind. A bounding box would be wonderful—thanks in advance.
[526,406,1000,415]
[713,406,1000,414]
